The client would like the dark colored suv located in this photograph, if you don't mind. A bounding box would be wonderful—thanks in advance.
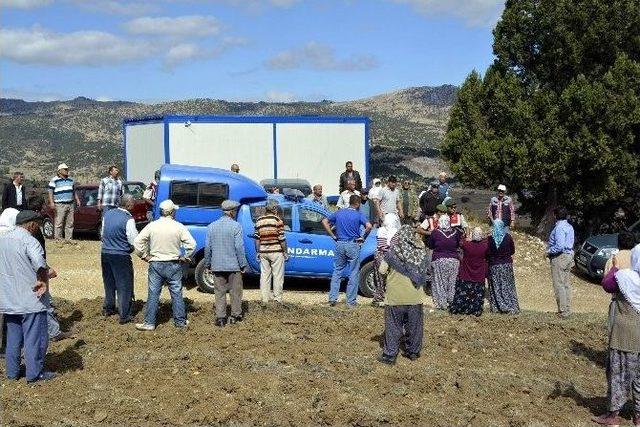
[574,220,640,279]
[40,182,149,239]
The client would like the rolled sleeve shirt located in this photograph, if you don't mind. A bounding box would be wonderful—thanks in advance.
[0,227,48,314]
[547,220,575,255]
[97,176,123,208]
[204,216,248,272]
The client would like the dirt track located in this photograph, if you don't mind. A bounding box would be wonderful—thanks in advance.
[1,298,613,426]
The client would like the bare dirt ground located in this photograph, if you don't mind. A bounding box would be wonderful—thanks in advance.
[1,236,616,426]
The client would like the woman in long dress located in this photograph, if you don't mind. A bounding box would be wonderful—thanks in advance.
[428,215,461,310]
[450,227,488,316]
[593,243,640,426]
[487,220,519,314]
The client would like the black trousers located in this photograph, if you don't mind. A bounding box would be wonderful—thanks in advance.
[101,253,134,322]
[383,304,423,358]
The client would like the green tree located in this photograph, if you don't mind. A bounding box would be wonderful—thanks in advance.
[443,0,640,236]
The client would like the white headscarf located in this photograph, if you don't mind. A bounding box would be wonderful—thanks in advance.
[615,244,640,313]
[0,208,19,234]
[378,213,401,245]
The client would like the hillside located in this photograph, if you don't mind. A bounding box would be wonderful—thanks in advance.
[0,85,457,182]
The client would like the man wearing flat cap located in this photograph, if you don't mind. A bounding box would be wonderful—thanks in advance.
[205,200,248,327]
[254,199,288,304]
[0,210,56,383]
[134,199,196,331]
[48,163,80,241]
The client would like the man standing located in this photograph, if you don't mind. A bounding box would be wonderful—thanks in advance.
[134,200,195,331]
[101,194,138,325]
[419,182,443,221]
[336,179,361,209]
[359,188,373,221]
[2,172,26,211]
[0,210,55,383]
[547,206,575,318]
[48,163,80,241]
[445,199,469,236]
[374,175,403,221]
[306,185,329,210]
[338,161,363,193]
[322,195,372,307]
[488,184,516,230]
[400,180,416,225]
[230,164,240,173]
[438,172,451,202]
[97,165,123,216]
[205,200,248,327]
[254,200,288,304]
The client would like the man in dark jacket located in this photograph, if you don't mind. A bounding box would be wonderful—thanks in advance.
[338,161,363,194]
[2,172,27,211]
[418,182,443,221]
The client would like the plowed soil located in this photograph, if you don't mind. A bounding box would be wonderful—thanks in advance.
[1,298,613,427]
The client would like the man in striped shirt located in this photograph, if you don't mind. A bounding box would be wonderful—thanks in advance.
[254,200,288,304]
[47,163,80,241]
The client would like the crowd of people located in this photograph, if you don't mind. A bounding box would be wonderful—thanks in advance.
[2,160,640,424]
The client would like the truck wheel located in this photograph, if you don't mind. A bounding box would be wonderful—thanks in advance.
[358,260,375,298]
[195,259,217,294]
[42,218,54,239]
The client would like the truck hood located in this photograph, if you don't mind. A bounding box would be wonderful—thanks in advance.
[585,233,618,249]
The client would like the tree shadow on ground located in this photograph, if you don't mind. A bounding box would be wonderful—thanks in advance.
[571,340,607,368]
[46,339,86,374]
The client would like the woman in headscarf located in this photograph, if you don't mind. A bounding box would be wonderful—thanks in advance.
[0,208,19,234]
[377,225,429,365]
[605,231,636,274]
[593,244,640,427]
[487,219,519,314]
[450,227,489,316]
[372,213,401,306]
[427,215,462,310]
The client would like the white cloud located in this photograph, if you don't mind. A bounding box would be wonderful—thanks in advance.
[392,0,504,27]
[162,36,247,69]
[164,43,199,67]
[0,27,155,66]
[266,42,378,72]
[124,15,221,37]
[264,90,298,102]
[1,86,65,101]
[0,0,51,8]
[71,0,159,15]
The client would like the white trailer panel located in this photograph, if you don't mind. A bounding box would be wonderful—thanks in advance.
[276,123,367,195]
[168,122,274,184]
[125,122,165,183]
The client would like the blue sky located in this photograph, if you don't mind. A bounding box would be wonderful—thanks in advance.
[0,0,503,103]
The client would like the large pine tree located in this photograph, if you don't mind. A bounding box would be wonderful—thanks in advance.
[443,0,640,236]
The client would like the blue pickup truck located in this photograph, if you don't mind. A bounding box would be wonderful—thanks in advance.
[152,164,378,297]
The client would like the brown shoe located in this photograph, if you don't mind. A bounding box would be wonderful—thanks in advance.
[591,413,623,426]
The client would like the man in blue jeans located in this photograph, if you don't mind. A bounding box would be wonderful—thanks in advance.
[322,195,372,307]
[133,200,196,331]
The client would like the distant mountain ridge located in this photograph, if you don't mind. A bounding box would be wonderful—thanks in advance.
[0,85,457,181]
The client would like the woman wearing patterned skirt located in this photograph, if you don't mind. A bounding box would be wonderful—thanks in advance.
[450,227,488,316]
[487,220,519,314]
[428,215,461,310]
[592,240,640,427]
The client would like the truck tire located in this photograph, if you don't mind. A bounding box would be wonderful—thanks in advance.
[42,218,54,239]
[358,260,376,298]
[195,258,217,294]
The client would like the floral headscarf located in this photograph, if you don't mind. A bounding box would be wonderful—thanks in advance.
[384,225,430,288]
[492,219,507,247]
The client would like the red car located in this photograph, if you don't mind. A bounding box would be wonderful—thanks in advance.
[41,182,149,239]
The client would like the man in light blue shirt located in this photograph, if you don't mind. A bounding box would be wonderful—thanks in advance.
[205,200,248,327]
[0,210,55,383]
[547,206,575,318]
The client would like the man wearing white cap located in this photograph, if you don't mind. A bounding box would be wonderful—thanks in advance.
[134,199,196,331]
[47,163,80,241]
[488,184,516,230]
